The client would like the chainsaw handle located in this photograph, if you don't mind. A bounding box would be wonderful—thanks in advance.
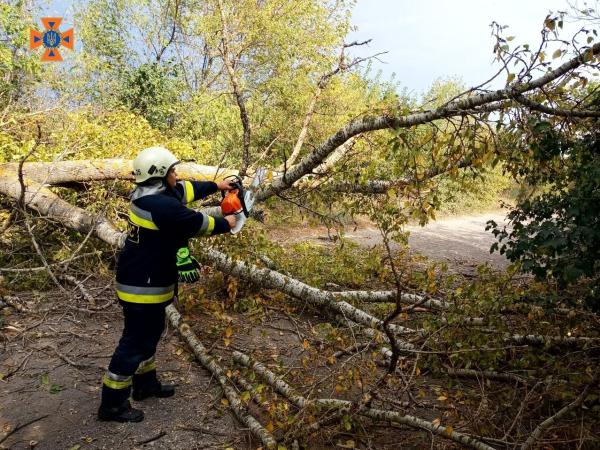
[220,175,243,199]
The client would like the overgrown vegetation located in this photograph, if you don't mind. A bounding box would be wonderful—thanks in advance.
[489,116,600,309]
[1,0,600,448]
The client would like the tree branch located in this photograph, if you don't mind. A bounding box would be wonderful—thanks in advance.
[217,0,251,177]
[166,306,277,448]
[520,380,593,450]
[233,350,496,450]
[257,43,600,201]
[513,93,600,117]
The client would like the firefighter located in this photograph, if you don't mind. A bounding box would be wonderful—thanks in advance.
[98,146,236,422]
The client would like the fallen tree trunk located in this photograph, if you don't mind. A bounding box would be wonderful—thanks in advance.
[508,333,597,347]
[0,178,593,353]
[202,248,420,339]
[233,350,496,450]
[0,175,125,247]
[332,290,448,310]
[0,160,237,186]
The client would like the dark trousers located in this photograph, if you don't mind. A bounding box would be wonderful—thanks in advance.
[109,301,167,375]
[101,300,170,408]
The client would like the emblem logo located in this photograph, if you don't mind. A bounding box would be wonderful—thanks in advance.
[30,17,74,62]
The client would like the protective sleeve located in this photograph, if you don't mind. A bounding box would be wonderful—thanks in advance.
[152,199,230,239]
[175,180,218,205]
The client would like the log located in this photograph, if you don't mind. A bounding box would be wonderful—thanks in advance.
[0,160,237,185]
[0,175,125,247]
[332,290,448,310]
[202,248,420,339]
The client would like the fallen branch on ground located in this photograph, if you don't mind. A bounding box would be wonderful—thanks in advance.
[165,305,277,449]
[521,380,594,450]
[444,367,529,385]
[59,274,96,305]
[203,248,419,338]
[331,290,448,310]
[233,350,496,450]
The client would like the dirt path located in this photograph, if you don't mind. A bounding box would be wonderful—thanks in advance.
[272,211,512,272]
[348,211,511,270]
[0,290,248,450]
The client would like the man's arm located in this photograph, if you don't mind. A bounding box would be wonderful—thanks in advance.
[177,180,236,205]
[153,199,231,238]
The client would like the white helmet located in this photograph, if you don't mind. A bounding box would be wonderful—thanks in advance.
[132,146,179,184]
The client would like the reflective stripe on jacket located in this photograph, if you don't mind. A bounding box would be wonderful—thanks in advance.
[116,180,230,304]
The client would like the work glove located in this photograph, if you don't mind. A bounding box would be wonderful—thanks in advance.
[176,247,200,283]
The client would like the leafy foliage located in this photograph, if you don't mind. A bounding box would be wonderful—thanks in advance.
[489,119,600,307]
[0,1,41,103]
[117,62,184,129]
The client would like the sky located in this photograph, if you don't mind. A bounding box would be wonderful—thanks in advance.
[39,0,590,95]
[348,0,584,94]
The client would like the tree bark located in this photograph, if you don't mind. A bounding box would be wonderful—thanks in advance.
[0,160,237,186]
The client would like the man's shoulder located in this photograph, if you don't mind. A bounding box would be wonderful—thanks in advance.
[133,192,181,211]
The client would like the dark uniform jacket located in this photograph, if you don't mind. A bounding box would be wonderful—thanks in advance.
[115,180,229,304]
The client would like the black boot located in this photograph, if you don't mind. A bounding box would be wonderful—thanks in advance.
[98,400,144,423]
[132,370,175,401]
[98,382,144,422]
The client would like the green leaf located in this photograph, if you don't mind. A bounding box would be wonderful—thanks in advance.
[50,383,64,394]
[507,73,515,83]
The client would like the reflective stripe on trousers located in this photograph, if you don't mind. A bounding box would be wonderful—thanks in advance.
[115,283,175,304]
[103,370,132,390]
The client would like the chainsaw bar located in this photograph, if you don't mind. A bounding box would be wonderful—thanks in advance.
[230,167,266,234]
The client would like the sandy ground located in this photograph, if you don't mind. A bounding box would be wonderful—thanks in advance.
[273,211,512,273]
[349,212,511,270]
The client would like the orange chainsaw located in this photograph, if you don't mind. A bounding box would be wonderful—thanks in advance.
[220,175,249,217]
[219,168,266,234]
